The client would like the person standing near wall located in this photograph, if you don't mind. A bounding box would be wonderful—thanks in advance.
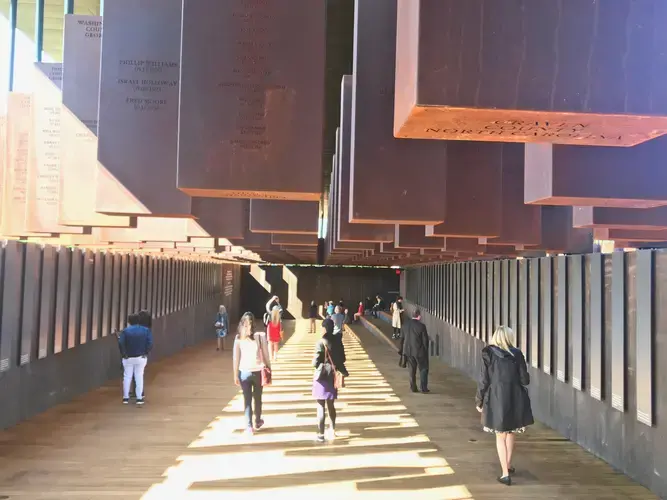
[309,300,319,333]
[233,312,271,436]
[118,313,154,406]
[399,309,430,394]
[475,326,534,486]
[215,305,229,351]
[391,297,404,339]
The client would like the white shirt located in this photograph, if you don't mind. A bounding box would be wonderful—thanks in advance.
[235,334,266,372]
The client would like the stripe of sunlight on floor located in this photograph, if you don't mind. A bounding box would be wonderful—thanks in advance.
[141,321,474,499]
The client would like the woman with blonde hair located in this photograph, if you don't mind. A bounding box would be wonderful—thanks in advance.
[475,326,533,486]
[233,312,271,435]
[266,306,282,362]
[214,305,229,351]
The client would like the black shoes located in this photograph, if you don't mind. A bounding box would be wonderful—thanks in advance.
[421,389,430,393]
[122,398,129,405]
[497,475,511,486]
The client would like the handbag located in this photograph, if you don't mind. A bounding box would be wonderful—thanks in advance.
[325,345,345,389]
[256,336,272,386]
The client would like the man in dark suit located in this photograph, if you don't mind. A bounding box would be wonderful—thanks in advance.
[399,309,430,393]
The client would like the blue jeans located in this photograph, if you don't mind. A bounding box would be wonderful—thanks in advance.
[239,370,263,428]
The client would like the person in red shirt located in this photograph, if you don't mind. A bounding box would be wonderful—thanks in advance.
[353,301,364,322]
[266,307,282,362]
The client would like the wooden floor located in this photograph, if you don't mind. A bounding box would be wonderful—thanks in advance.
[0,320,657,499]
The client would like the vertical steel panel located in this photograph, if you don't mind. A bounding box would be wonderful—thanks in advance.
[487,261,494,340]
[38,246,57,358]
[119,254,128,326]
[140,256,148,309]
[519,260,529,354]
[20,244,41,365]
[509,260,518,337]
[54,247,71,353]
[529,258,540,369]
[80,250,94,345]
[67,248,83,349]
[127,254,135,316]
[476,261,482,338]
[91,252,104,340]
[502,260,509,326]
[135,255,143,312]
[611,251,626,412]
[570,255,584,390]
[494,260,501,330]
[636,250,653,426]
[480,262,487,342]
[1,242,23,370]
[111,254,122,331]
[146,257,154,314]
[589,253,603,401]
[541,257,553,375]
[557,255,568,382]
[64,0,74,14]
[102,252,113,336]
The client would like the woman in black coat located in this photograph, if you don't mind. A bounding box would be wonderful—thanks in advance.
[475,326,534,486]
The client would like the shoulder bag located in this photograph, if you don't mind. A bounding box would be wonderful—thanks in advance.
[325,345,345,389]
[256,335,272,386]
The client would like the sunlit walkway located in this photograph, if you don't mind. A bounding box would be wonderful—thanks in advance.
[0,320,656,499]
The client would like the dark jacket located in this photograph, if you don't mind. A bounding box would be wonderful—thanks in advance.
[215,312,229,334]
[308,304,318,319]
[313,335,349,377]
[475,345,534,432]
[400,318,429,361]
[118,325,153,358]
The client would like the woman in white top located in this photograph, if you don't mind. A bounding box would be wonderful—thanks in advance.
[233,312,271,435]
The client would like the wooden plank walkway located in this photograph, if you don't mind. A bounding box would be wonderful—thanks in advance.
[0,319,656,499]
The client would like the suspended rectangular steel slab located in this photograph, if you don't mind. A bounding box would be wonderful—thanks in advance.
[271,234,318,247]
[250,200,319,234]
[426,141,502,238]
[60,15,132,228]
[525,140,667,208]
[394,0,667,147]
[191,198,245,239]
[394,225,444,249]
[97,0,191,217]
[573,206,667,231]
[178,0,325,201]
[337,75,393,242]
[350,0,447,225]
[27,64,84,235]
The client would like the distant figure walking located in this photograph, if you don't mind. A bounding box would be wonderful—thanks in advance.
[215,305,229,351]
[399,309,430,394]
[312,318,348,442]
[118,313,153,405]
[309,300,319,333]
[475,326,534,486]
[233,312,271,435]
[266,307,282,362]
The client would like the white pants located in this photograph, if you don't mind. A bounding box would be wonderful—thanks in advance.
[122,356,147,399]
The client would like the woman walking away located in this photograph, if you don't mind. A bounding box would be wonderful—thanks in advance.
[391,297,403,339]
[312,318,348,443]
[475,326,533,486]
[309,300,318,333]
[215,305,229,351]
[233,312,271,435]
[266,307,282,361]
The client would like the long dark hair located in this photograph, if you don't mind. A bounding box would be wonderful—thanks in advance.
[137,310,152,328]
[237,312,255,340]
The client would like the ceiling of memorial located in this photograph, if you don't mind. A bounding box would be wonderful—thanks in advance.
[5,0,657,267]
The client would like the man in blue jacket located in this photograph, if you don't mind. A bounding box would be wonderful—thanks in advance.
[118,313,154,405]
